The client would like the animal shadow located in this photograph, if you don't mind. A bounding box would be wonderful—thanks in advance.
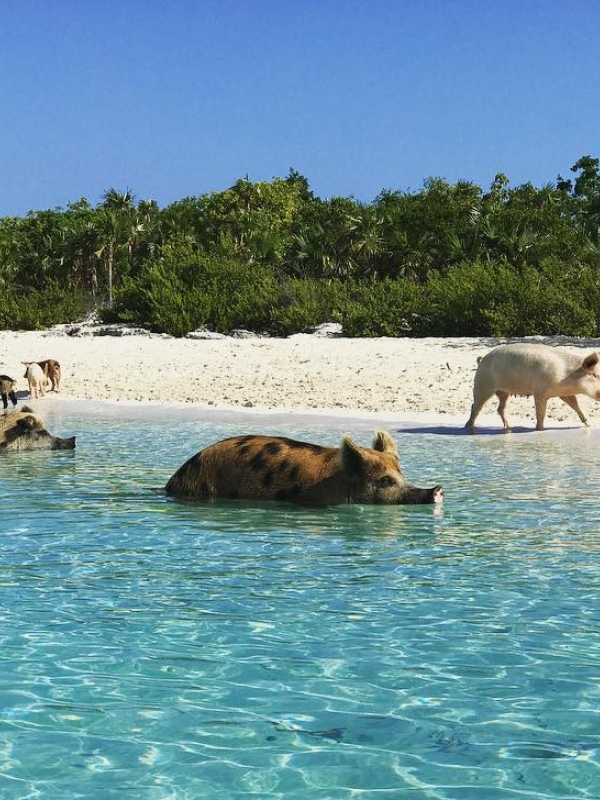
[397,423,581,436]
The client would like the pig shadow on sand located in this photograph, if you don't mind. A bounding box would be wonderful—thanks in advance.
[397,423,583,436]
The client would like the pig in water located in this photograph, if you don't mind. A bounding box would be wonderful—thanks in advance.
[465,342,600,432]
[165,430,444,506]
[0,406,76,452]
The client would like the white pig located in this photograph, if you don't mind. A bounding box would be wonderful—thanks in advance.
[465,343,600,432]
[22,362,46,400]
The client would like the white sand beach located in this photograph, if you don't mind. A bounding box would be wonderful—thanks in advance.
[2,324,600,430]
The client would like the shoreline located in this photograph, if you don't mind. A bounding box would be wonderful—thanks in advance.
[31,395,600,442]
[3,328,600,437]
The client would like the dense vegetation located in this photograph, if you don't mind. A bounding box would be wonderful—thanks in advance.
[2,157,600,338]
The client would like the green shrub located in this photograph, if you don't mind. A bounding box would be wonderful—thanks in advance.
[202,261,280,333]
[339,279,423,337]
[268,279,345,335]
[109,267,183,336]
[418,261,512,336]
[109,252,282,336]
[101,251,600,339]
[0,283,87,330]
[508,259,597,337]
[418,259,598,337]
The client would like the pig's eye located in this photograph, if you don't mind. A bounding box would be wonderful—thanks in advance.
[377,476,396,488]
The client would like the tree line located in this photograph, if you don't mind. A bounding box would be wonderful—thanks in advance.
[2,156,600,337]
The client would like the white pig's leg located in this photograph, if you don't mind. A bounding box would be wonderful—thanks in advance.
[464,379,496,431]
[534,395,548,431]
[560,395,589,426]
[496,390,511,431]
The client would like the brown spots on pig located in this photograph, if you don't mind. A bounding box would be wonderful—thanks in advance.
[165,431,442,506]
[234,435,254,458]
[263,441,283,456]
[285,462,300,482]
[262,469,275,488]
[250,451,267,471]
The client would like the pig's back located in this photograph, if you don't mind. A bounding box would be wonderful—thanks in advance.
[479,344,572,393]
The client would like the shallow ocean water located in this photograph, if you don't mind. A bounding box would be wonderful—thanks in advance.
[1,403,600,799]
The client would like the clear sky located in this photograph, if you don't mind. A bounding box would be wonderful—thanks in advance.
[1,0,598,216]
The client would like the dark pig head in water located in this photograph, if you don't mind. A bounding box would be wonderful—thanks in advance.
[165,430,443,506]
[0,406,76,452]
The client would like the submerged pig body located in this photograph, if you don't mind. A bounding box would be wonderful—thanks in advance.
[165,430,443,506]
[0,407,76,452]
[465,343,600,432]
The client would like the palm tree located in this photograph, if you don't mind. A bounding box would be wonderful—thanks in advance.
[96,188,135,307]
[65,221,102,296]
[133,199,163,262]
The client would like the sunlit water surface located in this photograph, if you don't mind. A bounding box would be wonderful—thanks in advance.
[1,404,600,799]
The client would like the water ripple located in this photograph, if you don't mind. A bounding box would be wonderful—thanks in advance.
[1,414,600,797]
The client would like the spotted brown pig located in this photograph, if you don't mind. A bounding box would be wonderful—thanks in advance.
[465,342,600,432]
[0,407,76,452]
[165,430,443,506]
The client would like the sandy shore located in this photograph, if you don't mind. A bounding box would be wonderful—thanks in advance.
[2,327,600,429]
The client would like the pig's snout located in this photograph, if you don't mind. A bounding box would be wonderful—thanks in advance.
[432,486,444,504]
[53,436,76,450]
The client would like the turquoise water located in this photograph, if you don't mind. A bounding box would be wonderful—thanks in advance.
[1,405,600,799]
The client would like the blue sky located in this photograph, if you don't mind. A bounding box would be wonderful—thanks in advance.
[1,0,598,216]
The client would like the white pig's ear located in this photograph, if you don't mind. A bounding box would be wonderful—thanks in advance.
[583,353,600,371]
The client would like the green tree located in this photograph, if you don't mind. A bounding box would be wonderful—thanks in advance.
[96,188,136,307]
[570,156,600,244]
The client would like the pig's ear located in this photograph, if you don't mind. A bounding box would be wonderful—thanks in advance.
[340,435,366,477]
[372,430,398,457]
[583,353,600,371]
[16,415,37,431]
